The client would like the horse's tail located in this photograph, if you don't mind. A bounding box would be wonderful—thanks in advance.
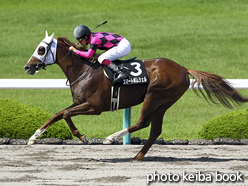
[187,69,248,108]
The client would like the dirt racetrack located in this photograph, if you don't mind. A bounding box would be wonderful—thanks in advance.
[0,144,248,186]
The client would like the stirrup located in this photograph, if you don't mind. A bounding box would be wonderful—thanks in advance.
[113,72,128,83]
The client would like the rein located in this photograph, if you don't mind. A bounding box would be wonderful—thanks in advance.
[38,48,72,70]
[57,50,94,87]
[37,39,94,87]
[57,50,72,63]
[66,58,93,86]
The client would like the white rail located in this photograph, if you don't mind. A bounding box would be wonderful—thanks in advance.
[0,79,248,89]
[1,78,247,145]
[190,79,248,90]
[0,79,69,89]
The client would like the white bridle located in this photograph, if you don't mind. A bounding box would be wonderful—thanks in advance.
[31,31,57,66]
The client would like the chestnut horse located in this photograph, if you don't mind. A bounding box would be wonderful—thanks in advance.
[24,32,248,161]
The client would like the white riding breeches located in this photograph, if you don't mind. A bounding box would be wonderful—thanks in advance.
[98,38,131,64]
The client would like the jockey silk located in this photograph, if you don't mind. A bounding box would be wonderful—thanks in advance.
[75,32,124,59]
[90,32,124,50]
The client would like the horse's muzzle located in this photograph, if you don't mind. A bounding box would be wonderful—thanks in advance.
[24,64,37,75]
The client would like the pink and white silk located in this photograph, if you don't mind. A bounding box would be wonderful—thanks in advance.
[75,32,131,64]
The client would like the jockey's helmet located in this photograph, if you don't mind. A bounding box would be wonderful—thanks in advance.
[74,25,91,41]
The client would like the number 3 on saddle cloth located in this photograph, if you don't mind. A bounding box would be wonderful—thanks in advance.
[103,57,149,111]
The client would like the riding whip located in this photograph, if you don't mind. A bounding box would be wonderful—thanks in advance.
[91,21,108,31]
[76,21,108,45]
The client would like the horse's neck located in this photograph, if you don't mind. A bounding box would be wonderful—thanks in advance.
[56,40,104,88]
[56,49,89,82]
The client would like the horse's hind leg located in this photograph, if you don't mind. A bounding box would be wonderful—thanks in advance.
[103,92,174,144]
[134,100,178,161]
[103,94,156,144]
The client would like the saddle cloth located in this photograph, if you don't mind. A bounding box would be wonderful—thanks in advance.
[103,57,149,111]
[103,57,149,85]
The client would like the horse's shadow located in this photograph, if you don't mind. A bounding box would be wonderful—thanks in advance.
[100,156,248,163]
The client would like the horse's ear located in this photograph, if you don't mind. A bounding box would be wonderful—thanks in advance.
[45,30,49,38]
[43,31,54,43]
[50,33,54,40]
[47,33,54,43]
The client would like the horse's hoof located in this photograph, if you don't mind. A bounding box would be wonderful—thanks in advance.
[133,157,143,161]
[80,135,88,143]
[134,153,145,161]
[103,138,113,145]
[134,157,143,161]
[27,140,36,145]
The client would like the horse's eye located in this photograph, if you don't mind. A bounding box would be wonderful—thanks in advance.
[37,46,46,55]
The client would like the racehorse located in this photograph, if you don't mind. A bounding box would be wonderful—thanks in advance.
[24,32,248,161]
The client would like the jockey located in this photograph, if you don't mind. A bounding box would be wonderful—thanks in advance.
[69,25,131,83]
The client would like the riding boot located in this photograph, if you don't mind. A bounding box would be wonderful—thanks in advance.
[107,62,128,83]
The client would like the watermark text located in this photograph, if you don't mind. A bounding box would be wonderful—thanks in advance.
[147,171,243,185]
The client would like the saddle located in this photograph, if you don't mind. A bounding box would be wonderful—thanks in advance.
[103,57,148,86]
[102,57,149,111]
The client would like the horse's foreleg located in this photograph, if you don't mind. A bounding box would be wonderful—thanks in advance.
[28,109,66,145]
[28,102,96,145]
[63,117,87,143]
[62,102,99,142]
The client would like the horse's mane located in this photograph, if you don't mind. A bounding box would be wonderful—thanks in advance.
[56,36,87,51]
[56,36,100,60]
